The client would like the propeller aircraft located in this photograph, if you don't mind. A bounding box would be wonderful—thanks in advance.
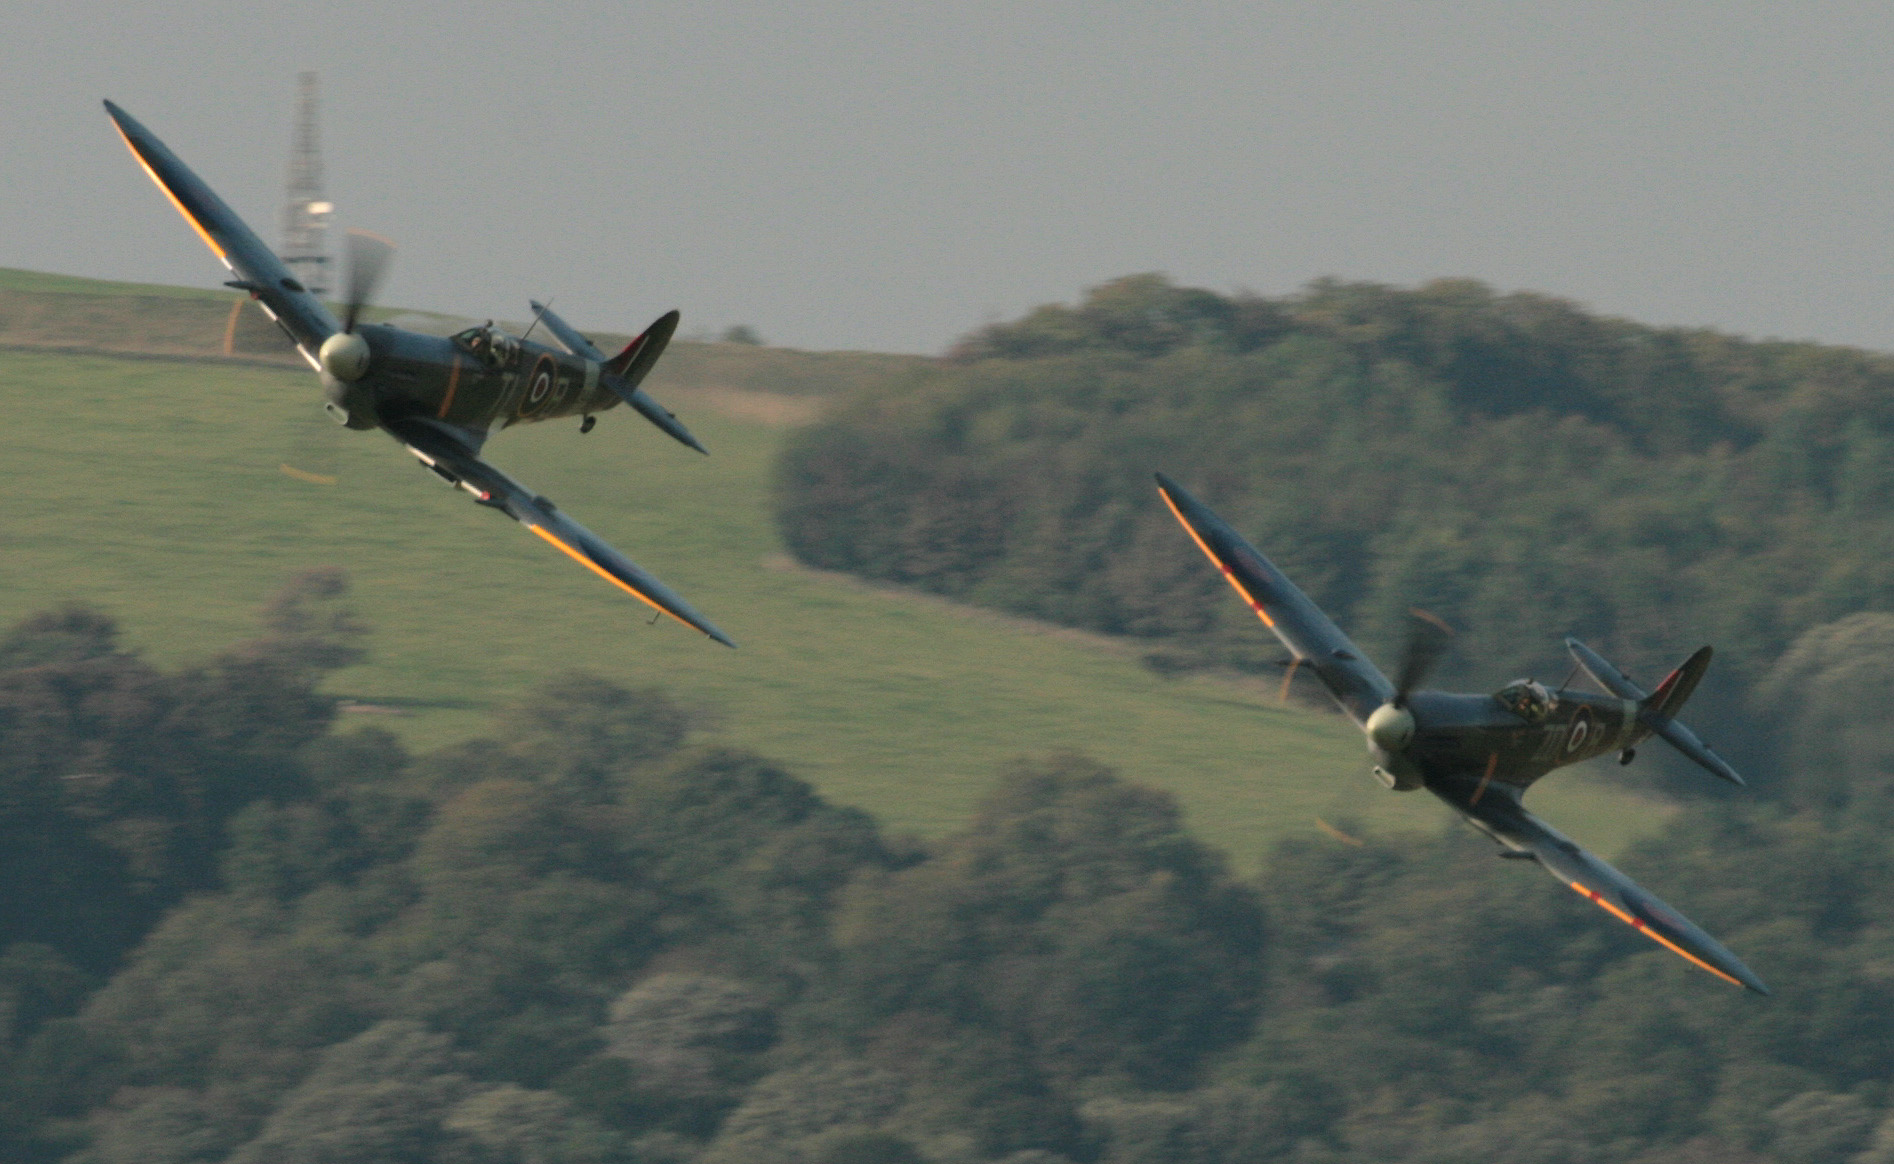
[104,100,733,647]
[1156,473,1768,993]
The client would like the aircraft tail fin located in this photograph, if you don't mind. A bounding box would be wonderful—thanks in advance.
[1643,646,1712,722]
[1638,647,1743,786]
[604,309,680,390]
[1566,639,1745,787]
[598,310,704,454]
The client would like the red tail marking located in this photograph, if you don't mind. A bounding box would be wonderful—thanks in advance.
[1648,667,1682,708]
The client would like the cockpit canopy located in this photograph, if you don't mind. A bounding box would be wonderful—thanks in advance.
[1494,679,1555,722]
[451,324,519,369]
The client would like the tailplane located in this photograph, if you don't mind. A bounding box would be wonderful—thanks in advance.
[1566,638,1746,787]
[598,310,704,454]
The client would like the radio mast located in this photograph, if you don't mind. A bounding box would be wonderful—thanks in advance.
[280,71,331,297]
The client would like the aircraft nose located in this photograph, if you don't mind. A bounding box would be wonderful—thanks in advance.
[1366,702,1417,752]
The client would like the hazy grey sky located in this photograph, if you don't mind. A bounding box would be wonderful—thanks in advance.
[10,1,1894,353]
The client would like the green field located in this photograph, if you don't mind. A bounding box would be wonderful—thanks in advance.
[0,275,1670,869]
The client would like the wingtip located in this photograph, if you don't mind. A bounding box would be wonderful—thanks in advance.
[1154,473,1213,528]
[1154,472,1194,511]
[669,421,709,456]
[693,615,736,648]
[1727,955,1771,995]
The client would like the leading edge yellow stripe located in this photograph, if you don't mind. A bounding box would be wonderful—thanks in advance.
[1567,881,1743,987]
[527,524,698,633]
[113,125,227,261]
[1158,486,1275,628]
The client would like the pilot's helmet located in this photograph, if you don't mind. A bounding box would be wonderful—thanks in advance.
[1521,681,1553,717]
[1497,679,1550,718]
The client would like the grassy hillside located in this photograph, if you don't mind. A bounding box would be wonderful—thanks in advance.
[0,265,928,395]
[0,270,1666,867]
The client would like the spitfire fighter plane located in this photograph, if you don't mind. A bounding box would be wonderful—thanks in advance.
[105,100,732,647]
[1156,473,1767,993]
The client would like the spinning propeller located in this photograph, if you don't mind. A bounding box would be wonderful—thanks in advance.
[1393,608,1454,707]
[107,98,734,646]
[1366,610,1455,754]
[318,229,396,384]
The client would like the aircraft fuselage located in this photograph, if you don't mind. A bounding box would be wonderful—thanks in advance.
[341,324,620,431]
[1401,688,1640,793]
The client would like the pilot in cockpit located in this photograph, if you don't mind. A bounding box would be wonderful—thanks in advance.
[1494,679,1555,723]
[452,323,519,370]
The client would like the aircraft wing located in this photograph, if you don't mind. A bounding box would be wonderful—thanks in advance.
[385,417,735,647]
[104,101,339,359]
[1156,473,1394,723]
[1438,776,1768,993]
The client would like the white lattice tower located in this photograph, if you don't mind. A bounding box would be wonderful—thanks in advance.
[280,70,331,297]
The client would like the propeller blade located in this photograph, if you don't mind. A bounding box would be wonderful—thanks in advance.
[341,229,395,333]
[279,406,343,485]
[1393,608,1454,706]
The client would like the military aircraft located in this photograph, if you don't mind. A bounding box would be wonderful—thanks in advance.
[1156,472,1768,993]
[104,100,733,647]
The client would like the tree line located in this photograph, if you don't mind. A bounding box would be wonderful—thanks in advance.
[773,274,1894,789]
[2,582,1894,1162]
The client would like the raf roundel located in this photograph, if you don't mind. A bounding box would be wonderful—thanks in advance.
[102,100,731,646]
[1153,470,1769,994]
[1565,705,1595,753]
[521,355,556,415]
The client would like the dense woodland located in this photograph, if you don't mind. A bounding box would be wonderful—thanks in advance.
[774,275,1894,786]
[2,569,1894,1164]
[8,278,1894,1162]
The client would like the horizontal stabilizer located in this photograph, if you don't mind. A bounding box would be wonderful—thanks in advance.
[528,300,607,362]
[1565,637,1647,700]
[1567,637,1745,786]
[1636,647,1743,786]
[600,311,704,454]
[1642,713,1745,787]
[618,384,706,455]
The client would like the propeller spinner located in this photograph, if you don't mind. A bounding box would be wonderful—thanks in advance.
[317,230,395,384]
[1365,610,1455,755]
